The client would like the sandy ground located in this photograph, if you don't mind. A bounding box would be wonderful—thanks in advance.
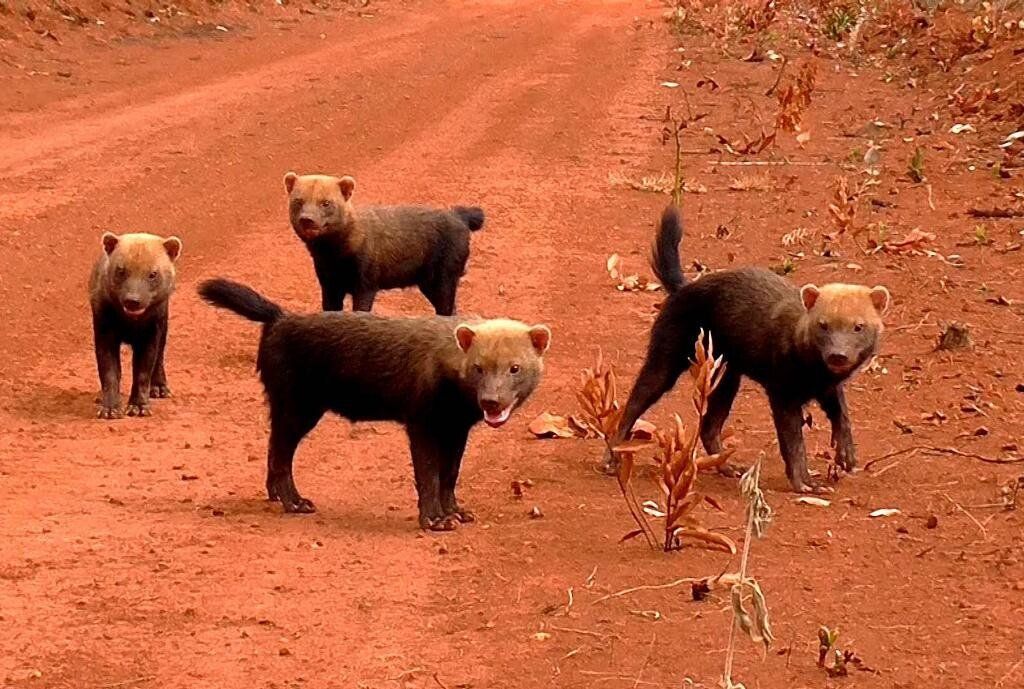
[1,1,1023,688]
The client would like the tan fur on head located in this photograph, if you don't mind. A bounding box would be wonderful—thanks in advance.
[284,172,361,247]
[800,283,889,327]
[455,319,551,359]
[284,172,356,202]
[101,232,183,266]
[453,318,550,426]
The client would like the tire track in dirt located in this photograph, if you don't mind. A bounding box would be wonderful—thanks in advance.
[0,3,666,688]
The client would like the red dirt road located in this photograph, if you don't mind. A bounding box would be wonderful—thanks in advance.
[2,1,1023,688]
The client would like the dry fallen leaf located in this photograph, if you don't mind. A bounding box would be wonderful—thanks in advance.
[606,253,662,292]
[631,419,657,440]
[528,412,577,439]
[797,496,832,507]
[869,508,901,518]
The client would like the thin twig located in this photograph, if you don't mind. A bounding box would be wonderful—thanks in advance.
[99,678,156,689]
[432,673,450,689]
[764,55,788,96]
[549,625,610,639]
[387,668,425,682]
[591,577,705,605]
[942,493,989,541]
[864,447,921,472]
[922,446,1024,465]
[712,160,833,167]
[868,445,1023,469]
[577,671,661,686]
[723,467,757,687]
[996,657,1024,688]
[968,207,1024,219]
[632,633,657,689]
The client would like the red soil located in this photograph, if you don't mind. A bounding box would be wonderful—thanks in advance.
[1,1,1022,688]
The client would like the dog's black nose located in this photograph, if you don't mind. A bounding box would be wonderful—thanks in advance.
[480,399,505,415]
[827,353,850,368]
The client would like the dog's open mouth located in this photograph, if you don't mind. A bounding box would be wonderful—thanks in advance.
[483,401,516,428]
[122,306,147,317]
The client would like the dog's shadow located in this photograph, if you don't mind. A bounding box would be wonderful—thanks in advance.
[6,383,98,422]
[178,496,421,537]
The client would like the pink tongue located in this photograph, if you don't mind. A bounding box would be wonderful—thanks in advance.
[485,405,512,426]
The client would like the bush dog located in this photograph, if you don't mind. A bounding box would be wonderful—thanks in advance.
[606,205,890,493]
[283,172,485,315]
[198,278,550,530]
[90,232,183,419]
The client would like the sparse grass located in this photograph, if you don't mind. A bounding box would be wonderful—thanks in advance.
[936,322,972,351]
[608,171,674,194]
[822,4,857,41]
[608,171,707,196]
[771,256,797,275]
[728,173,773,191]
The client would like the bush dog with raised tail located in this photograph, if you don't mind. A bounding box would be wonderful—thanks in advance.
[284,172,485,315]
[198,278,550,531]
[606,205,890,493]
[90,232,183,419]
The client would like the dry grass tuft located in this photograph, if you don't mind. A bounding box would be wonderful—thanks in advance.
[935,322,972,351]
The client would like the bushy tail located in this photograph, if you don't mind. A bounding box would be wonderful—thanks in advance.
[198,278,284,324]
[650,204,686,293]
[452,206,485,232]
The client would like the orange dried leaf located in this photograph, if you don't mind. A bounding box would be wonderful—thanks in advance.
[629,419,657,440]
[677,527,738,554]
[528,412,578,439]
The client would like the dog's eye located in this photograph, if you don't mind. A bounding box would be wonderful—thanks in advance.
[319,200,332,209]
[818,320,829,331]
[853,322,864,333]
[510,364,521,374]
[473,365,484,375]
[149,270,159,280]
[115,267,128,279]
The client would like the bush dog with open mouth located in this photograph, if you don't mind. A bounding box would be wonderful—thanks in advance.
[606,205,890,493]
[198,278,550,531]
[284,172,485,315]
[90,232,183,419]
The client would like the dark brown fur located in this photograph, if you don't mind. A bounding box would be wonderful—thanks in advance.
[198,278,550,530]
[607,205,890,493]
[284,172,485,315]
[90,232,182,418]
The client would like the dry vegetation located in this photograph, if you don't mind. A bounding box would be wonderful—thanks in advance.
[574,0,1024,684]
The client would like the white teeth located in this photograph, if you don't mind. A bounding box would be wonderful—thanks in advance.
[484,402,515,426]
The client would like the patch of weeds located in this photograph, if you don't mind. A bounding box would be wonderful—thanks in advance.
[817,626,873,677]
[609,332,737,553]
[823,4,857,41]
[936,322,972,351]
[771,256,797,275]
